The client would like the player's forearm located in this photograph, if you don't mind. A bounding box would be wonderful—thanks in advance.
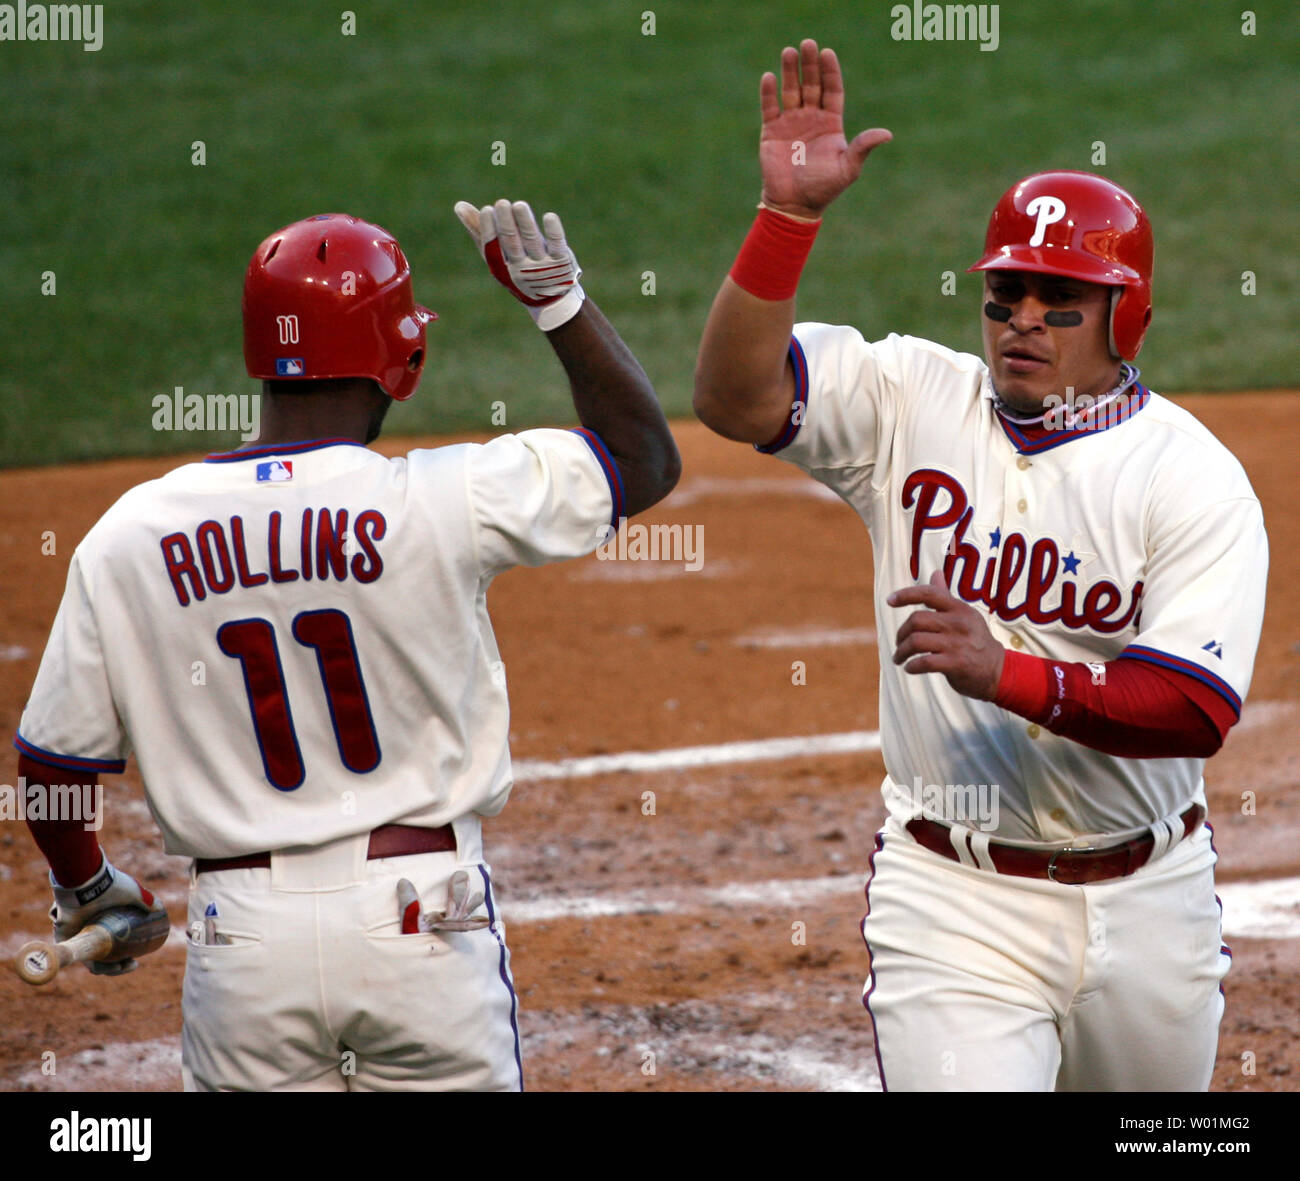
[693,277,798,444]
[696,36,890,445]
[545,299,681,518]
[17,754,104,885]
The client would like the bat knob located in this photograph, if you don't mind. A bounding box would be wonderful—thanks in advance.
[13,941,60,986]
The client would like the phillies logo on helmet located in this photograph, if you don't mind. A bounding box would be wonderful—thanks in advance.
[276,315,300,346]
[1026,196,1066,247]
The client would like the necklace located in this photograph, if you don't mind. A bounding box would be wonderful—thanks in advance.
[994,363,1141,426]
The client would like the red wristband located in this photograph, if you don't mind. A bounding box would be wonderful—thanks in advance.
[729,206,821,301]
[993,649,1054,723]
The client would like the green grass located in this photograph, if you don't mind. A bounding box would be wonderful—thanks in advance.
[2,0,1296,466]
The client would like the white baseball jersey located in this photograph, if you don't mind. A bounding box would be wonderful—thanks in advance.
[762,324,1268,842]
[17,429,622,858]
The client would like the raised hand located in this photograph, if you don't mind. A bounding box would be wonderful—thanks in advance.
[454,198,586,331]
[758,39,892,220]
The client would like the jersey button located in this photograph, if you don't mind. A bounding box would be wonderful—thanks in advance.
[1009,635,1024,649]
[1017,457,1031,471]
[1027,724,1041,739]
[1050,808,1067,822]
[1016,498,1028,513]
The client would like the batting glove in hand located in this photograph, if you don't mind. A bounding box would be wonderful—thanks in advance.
[454,198,585,331]
[49,855,167,976]
[396,870,491,933]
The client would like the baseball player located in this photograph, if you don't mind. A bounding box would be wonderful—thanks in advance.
[694,40,1268,1091]
[15,201,680,1090]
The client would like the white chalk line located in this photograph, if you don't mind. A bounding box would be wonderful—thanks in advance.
[503,873,862,923]
[1217,876,1300,940]
[665,476,841,507]
[734,626,877,649]
[1232,700,1298,735]
[512,729,882,782]
[569,556,743,582]
[500,873,1300,939]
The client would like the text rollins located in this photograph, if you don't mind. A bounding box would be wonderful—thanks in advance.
[160,508,387,606]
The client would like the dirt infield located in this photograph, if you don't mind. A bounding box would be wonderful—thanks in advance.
[1,392,1297,1092]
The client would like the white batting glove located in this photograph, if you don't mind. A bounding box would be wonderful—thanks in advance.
[454,198,586,331]
[49,854,168,976]
[396,870,491,933]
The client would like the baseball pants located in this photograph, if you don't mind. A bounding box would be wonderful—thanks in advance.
[861,812,1230,1091]
[180,817,522,1091]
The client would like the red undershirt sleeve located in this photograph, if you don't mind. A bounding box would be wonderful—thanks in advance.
[17,753,105,886]
[993,650,1233,759]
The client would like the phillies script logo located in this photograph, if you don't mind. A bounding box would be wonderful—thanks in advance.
[903,469,1142,634]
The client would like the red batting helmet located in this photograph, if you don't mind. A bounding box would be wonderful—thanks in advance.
[967,171,1153,360]
[243,213,436,401]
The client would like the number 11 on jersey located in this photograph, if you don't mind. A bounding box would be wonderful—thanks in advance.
[218,608,381,790]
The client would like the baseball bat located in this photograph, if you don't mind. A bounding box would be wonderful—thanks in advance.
[11,906,171,986]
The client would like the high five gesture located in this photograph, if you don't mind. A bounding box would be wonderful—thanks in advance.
[759,40,892,221]
[694,40,891,444]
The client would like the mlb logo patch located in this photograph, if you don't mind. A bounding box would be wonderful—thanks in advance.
[256,460,293,483]
[276,358,305,376]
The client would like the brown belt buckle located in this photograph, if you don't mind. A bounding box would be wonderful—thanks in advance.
[1046,843,1098,882]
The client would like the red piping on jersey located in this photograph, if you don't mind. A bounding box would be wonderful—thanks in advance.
[1121,644,1242,715]
[571,428,625,530]
[994,385,1150,455]
[13,733,126,775]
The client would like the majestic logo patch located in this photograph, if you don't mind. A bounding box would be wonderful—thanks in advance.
[256,460,293,483]
[1202,639,1223,659]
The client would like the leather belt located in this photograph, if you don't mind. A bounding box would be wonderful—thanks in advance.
[904,803,1205,885]
[195,823,456,875]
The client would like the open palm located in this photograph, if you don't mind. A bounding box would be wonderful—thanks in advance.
[758,41,892,220]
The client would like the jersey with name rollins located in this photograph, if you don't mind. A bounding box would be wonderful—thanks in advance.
[161,508,386,606]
